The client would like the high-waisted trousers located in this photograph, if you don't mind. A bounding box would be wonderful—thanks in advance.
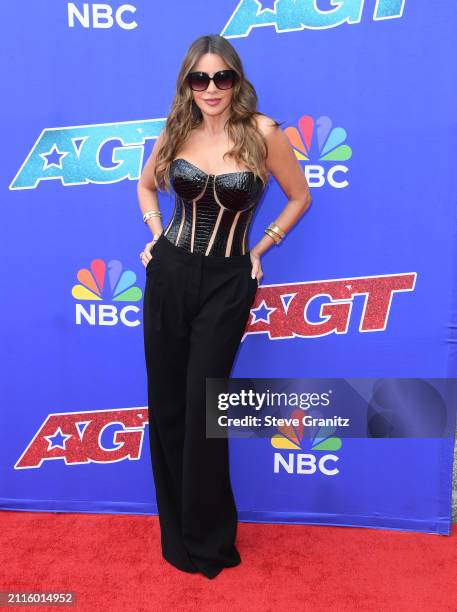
[142,231,258,579]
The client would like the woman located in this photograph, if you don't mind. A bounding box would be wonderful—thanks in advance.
[137,34,311,579]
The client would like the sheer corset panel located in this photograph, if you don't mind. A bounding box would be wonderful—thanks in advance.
[163,158,266,257]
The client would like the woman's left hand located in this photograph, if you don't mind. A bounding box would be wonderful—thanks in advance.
[249,251,263,283]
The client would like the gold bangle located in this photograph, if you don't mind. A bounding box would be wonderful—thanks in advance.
[268,228,283,239]
[266,227,283,241]
[265,228,282,245]
[143,210,162,223]
[267,223,286,238]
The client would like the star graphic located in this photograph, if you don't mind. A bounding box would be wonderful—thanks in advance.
[251,300,277,324]
[39,145,69,170]
[44,428,72,451]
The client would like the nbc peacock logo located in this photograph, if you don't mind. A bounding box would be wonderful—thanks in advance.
[271,408,343,476]
[72,259,143,327]
[285,115,352,189]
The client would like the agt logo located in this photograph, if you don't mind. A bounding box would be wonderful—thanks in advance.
[15,407,148,468]
[72,258,143,327]
[9,119,164,190]
[67,2,138,30]
[222,0,406,38]
[271,408,342,476]
[286,115,352,189]
[242,272,416,341]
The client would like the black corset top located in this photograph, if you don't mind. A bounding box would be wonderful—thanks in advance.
[163,158,265,257]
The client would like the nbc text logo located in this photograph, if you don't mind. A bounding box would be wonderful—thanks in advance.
[72,258,143,327]
[67,2,138,30]
[285,115,352,189]
[271,408,342,475]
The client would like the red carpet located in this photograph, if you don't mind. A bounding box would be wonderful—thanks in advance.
[1,510,456,611]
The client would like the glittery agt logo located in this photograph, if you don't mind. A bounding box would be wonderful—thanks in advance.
[221,0,406,39]
[9,119,164,190]
[15,408,148,469]
[242,272,416,341]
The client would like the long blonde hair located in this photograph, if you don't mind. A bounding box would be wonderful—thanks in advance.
[153,34,283,192]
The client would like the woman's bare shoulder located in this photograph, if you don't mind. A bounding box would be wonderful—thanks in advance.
[253,112,280,138]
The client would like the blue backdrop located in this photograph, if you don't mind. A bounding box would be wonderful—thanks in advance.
[2,0,456,535]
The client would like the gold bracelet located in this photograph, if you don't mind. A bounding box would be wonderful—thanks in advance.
[143,210,162,223]
[267,228,283,241]
[265,228,282,245]
[267,223,286,238]
[265,225,284,242]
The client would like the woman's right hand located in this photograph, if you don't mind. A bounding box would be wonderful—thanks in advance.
[249,250,263,283]
[140,239,158,268]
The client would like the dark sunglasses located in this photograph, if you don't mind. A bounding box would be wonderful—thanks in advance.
[186,70,238,91]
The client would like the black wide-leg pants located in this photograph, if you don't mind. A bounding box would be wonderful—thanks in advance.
[142,232,258,579]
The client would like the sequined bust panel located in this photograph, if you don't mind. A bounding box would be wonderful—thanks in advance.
[163,158,265,257]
